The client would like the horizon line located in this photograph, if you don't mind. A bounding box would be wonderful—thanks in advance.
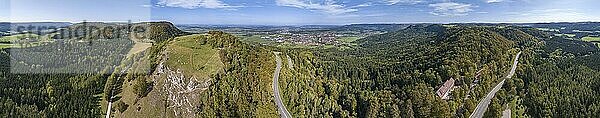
[2,20,600,26]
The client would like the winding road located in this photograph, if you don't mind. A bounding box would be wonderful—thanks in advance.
[469,51,521,118]
[272,52,292,118]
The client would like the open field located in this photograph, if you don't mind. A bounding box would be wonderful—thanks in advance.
[127,42,153,57]
[582,36,600,42]
[336,36,360,43]
[0,33,56,49]
[165,34,224,80]
[0,44,12,49]
[0,33,40,43]
[554,33,576,37]
[239,35,277,45]
[0,42,47,49]
[582,37,600,48]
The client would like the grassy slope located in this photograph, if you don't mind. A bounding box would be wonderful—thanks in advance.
[165,34,224,80]
[106,51,167,118]
[93,22,189,118]
[114,34,224,118]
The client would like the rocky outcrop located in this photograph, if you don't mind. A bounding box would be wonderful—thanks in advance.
[158,65,211,117]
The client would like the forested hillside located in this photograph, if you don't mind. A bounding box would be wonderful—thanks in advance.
[0,22,185,117]
[275,24,598,117]
[515,35,600,117]
[275,25,532,117]
[1,22,599,118]
[193,31,279,117]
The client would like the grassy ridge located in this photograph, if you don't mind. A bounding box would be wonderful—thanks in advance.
[165,34,224,80]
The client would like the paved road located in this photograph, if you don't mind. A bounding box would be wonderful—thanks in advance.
[272,52,292,118]
[105,100,112,118]
[105,95,117,118]
[470,51,521,118]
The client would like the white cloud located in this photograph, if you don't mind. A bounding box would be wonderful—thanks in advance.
[349,3,372,8]
[275,0,358,15]
[486,0,505,3]
[486,0,519,4]
[428,2,475,16]
[141,4,152,8]
[156,0,240,9]
[386,0,423,5]
[508,9,600,22]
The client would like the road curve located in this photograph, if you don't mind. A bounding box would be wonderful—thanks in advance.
[470,51,521,118]
[273,52,292,118]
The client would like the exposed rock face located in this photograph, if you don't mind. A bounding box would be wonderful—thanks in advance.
[160,66,211,117]
[150,48,212,117]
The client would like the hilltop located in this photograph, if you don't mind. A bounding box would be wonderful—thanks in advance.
[55,21,187,42]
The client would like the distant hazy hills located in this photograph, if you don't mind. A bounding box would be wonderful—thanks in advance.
[0,23,8,32]
[0,22,71,32]
[335,24,411,32]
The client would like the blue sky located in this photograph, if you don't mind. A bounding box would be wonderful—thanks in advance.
[1,0,600,25]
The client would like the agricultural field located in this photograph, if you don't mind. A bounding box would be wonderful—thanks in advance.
[336,36,360,43]
[582,36,600,48]
[554,33,576,37]
[0,42,47,49]
[0,33,40,43]
[239,35,276,45]
[582,36,600,42]
[0,44,11,49]
[0,33,56,49]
